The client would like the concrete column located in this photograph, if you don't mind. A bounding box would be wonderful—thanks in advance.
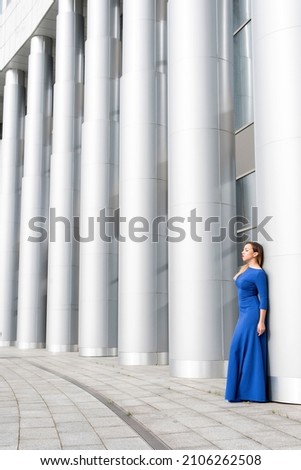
[168,0,237,377]
[78,0,121,356]
[118,0,168,365]
[0,69,25,345]
[17,36,53,349]
[253,0,301,403]
[46,0,84,352]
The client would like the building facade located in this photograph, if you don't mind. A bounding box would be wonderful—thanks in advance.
[0,0,300,404]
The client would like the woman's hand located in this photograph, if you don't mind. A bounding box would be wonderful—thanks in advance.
[257,321,266,336]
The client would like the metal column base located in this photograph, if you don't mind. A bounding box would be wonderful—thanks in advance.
[79,348,118,357]
[0,341,15,347]
[119,352,169,366]
[17,342,45,350]
[47,344,79,353]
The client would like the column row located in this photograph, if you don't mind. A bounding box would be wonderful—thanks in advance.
[1,0,301,404]
[0,0,242,385]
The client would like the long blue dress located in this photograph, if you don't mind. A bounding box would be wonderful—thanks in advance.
[225,266,268,402]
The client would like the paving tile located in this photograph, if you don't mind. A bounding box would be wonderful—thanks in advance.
[81,408,116,419]
[64,444,107,450]
[59,431,102,447]
[52,413,87,423]
[232,421,273,434]
[158,431,213,449]
[95,425,138,439]
[118,398,145,407]
[124,404,157,415]
[246,430,301,449]
[56,421,94,433]
[82,407,115,418]
[213,438,268,450]
[0,407,19,417]
[250,413,294,426]
[137,416,188,435]
[0,433,18,447]
[204,411,271,432]
[18,439,61,450]
[285,411,301,421]
[20,418,54,428]
[176,414,219,428]
[89,416,124,428]
[175,398,220,413]
[20,427,59,440]
[103,437,151,450]
[0,400,18,407]
[20,409,52,418]
[196,425,244,441]
[0,422,19,433]
[276,424,301,439]
[46,405,79,414]
[0,444,18,450]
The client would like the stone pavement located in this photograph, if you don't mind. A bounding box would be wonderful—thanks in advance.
[0,347,301,450]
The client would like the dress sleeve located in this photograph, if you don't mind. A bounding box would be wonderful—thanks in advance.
[255,270,268,310]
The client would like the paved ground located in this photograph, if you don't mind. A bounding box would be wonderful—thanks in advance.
[0,347,301,450]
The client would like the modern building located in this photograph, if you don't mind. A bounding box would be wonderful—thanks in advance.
[0,0,300,404]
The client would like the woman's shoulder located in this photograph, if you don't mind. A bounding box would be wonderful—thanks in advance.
[252,267,268,281]
[257,267,267,275]
[247,267,268,278]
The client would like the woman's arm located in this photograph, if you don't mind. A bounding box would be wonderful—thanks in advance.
[257,309,267,336]
[255,270,268,336]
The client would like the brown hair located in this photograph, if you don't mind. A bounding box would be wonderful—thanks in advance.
[249,241,264,267]
[234,241,264,279]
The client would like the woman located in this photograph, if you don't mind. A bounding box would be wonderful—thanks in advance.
[225,241,268,402]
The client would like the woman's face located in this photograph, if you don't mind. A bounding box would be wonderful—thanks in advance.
[241,243,257,263]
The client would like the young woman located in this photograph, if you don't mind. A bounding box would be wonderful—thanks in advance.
[225,241,269,402]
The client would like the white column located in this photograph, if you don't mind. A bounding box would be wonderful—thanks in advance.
[253,0,301,404]
[0,69,25,346]
[118,0,168,365]
[17,36,53,349]
[46,0,84,352]
[168,0,237,378]
[78,0,121,356]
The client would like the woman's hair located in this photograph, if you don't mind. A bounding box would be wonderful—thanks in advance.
[234,241,264,279]
[251,241,264,267]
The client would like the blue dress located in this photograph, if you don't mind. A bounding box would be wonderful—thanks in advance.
[225,267,268,402]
